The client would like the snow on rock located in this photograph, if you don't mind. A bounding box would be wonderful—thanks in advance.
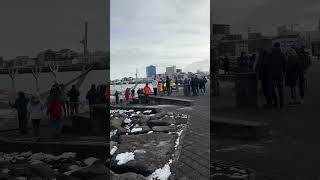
[131,127,142,133]
[133,149,146,154]
[143,110,152,114]
[20,151,32,157]
[175,129,184,148]
[116,152,135,165]
[69,165,81,171]
[124,118,132,124]
[30,159,44,165]
[147,131,153,134]
[83,157,99,166]
[110,146,118,156]
[110,129,118,138]
[147,163,172,180]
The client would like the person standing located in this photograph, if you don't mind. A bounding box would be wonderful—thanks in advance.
[238,52,249,72]
[202,76,207,93]
[285,48,299,104]
[27,95,44,141]
[166,76,171,96]
[10,91,29,134]
[143,83,152,104]
[157,81,163,96]
[194,75,200,96]
[223,56,230,75]
[249,54,256,71]
[131,88,135,98]
[47,87,65,138]
[59,84,69,117]
[256,50,273,109]
[86,84,98,119]
[67,85,80,115]
[152,78,158,96]
[269,42,286,109]
[115,91,120,104]
[297,47,311,104]
[170,79,174,95]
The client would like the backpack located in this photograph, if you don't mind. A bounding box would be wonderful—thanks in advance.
[49,101,64,120]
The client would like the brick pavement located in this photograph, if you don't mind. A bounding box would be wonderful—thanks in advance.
[169,83,210,179]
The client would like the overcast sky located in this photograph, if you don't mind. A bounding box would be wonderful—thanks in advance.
[0,0,108,60]
[110,0,210,80]
[212,0,320,36]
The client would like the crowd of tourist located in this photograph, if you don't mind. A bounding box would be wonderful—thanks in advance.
[217,42,312,109]
[9,83,108,140]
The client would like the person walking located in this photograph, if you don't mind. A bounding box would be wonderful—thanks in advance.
[249,54,257,71]
[10,91,29,134]
[152,78,158,96]
[166,76,171,96]
[269,42,286,109]
[27,95,45,141]
[86,84,98,119]
[285,48,299,104]
[47,87,65,138]
[67,85,80,115]
[202,76,207,93]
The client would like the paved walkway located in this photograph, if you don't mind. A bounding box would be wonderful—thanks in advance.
[168,83,210,179]
[213,60,320,179]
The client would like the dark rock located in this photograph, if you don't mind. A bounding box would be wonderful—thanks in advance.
[56,174,80,180]
[28,163,56,179]
[111,132,176,176]
[134,115,150,125]
[148,116,174,127]
[0,161,9,169]
[113,172,146,180]
[29,177,42,180]
[0,173,9,180]
[91,175,110,180]
[150,111,166,120]
[8,164,33,177]
[152,125,176,133]
[175,115,189,125]
[111,117,125,129]
[70,164,108,179]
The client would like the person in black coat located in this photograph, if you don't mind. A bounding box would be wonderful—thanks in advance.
[269,42,286,108]
[10,91,29,134]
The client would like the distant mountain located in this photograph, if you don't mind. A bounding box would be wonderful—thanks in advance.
[182,60,210,73]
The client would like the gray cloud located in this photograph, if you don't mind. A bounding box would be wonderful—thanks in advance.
[213,0,320,35]
[111,0,210,80]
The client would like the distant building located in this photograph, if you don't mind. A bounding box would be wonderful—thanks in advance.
[272,34,300,53]
[166,66,176,77]
[176,69,182,73]
[212,24,230,35]
[146,65,156,78]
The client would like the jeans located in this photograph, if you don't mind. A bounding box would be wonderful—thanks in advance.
[50,117,63,138]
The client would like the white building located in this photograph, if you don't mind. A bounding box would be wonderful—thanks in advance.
[166,66,176,77]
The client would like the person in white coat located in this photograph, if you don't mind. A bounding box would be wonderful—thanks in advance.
[27,95,45,141]
[151,78,158,96]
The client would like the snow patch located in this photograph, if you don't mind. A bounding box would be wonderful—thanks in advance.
[110,146,118,156]
[147,162,172,180]
[147,131,153,134]
[131,127,142,133]
[116,152,135,165]
[124,118,132,124]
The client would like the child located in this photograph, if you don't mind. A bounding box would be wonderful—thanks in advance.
[27,95,45,141]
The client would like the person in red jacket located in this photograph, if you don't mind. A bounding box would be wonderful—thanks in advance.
[47,86,65,138]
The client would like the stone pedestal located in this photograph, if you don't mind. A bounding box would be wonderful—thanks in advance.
[91,104,108,136]
[235,72,258,107]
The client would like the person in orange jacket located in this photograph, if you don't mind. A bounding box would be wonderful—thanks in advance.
[143,83,152,104]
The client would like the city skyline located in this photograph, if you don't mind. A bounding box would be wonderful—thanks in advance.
[212,0,320,36]
[110,0,210,80]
